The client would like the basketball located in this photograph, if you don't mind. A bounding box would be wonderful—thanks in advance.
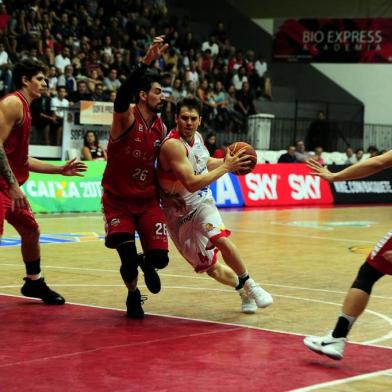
[228,142,257,175]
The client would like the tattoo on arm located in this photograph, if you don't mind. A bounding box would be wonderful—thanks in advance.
[0,146,17,185]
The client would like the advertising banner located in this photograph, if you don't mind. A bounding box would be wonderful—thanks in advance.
[239,164,334,207]
[80,101,113,125]
[329,165,392,203]
[21,161,105,213]
[61,108,110,160]
[273,18,392,63]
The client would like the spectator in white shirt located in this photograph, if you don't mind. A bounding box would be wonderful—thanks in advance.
[54,47,71,73]
[51,86,69,146]
[201,34,219,58]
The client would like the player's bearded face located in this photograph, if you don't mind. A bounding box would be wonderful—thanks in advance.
[146,83,164,113]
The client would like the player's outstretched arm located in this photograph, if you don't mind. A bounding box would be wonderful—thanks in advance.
[307,150,392,182]
[28,157,88,177]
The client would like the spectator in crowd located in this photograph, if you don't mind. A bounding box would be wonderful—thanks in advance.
[367,145,379,158]
[86,68,102,94]
[294,140,311,162]
[355,148,364,162]
[278,145,298,163]
[31,88,54,145]
[54,46,71,74]
[235,80,256,130]
[69,80,92,105]
[184,60,199,86]
[91,83,108,102]
[225,84,245,133]
[344,146,356,165]
[103,68,122,92]
[313,146,325,165]
[204,131,218,157]
[197,49,214,79]
[0,43,11,96]
[184,79,197,97]
[50,86,69,146]
[57,64,77,97]
[232,66,248,91]
[81,130,107,161]
[171,77,185,103]
[201,34,219,58]
[306,110,332,151]
[212,80,230,131]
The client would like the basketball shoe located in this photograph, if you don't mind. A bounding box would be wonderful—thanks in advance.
[137,254,161,294]
[243,278,273,308]
[303,332,347,360]
[239,290,257,314]
[126,288,146,319]
[21,277,65,305]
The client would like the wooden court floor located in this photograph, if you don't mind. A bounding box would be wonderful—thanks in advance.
[0,205,391,391]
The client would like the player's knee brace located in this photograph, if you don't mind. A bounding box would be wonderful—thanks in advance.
[145,249,169,270]
[351,262,384,295]
[114,234,138,283]
[106,232,135,249]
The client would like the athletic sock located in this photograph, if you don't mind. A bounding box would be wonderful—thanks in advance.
[24,259,41,280]
[332,313,356,338]
[235,272,250,290]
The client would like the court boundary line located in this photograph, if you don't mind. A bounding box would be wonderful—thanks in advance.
[289,368,392,391]
[1,292,391,350]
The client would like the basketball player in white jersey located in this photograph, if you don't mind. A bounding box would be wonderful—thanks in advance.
[158,97,273,313]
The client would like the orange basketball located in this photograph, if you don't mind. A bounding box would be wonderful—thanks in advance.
[228,141,257,175]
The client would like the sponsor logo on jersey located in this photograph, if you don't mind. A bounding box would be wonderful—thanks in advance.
[154,139,161,148]
[110,218,120,226]
[204,223,214,232]
[138,124,143,132]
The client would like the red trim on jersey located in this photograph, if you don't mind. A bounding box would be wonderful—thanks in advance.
[195,248,219,273]
[209,229,231,247]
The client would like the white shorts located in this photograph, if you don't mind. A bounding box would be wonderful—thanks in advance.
[165,201,230,273]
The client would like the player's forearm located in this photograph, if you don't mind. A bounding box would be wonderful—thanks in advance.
[333,151,392,181]
[0,145,18,185]
[207,157,224,171]
[28,157,62,174]
[185,165,229,193]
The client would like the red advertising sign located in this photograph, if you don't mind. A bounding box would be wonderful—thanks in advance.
[273,18,392,63]
[238,164,333,207]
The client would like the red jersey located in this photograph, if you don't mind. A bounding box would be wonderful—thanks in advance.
[102,105,166,199]
[0,91,31,189]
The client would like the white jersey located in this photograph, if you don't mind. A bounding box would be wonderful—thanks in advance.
[158,129,230,273]
[158,129,214,217]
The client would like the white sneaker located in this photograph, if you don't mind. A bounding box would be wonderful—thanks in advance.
[243,278,273,308]
[303,332,347,360]
[239,290,257,314]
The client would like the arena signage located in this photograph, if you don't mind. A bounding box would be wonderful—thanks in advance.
[238,164,333,207]
[329,165,392,203]
[272,18,392,63]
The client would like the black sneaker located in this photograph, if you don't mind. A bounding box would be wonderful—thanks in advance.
[137,253,161,294]
[126,288,147,319]
[21,277,65,305]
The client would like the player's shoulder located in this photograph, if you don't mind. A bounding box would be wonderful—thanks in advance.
[0,94,24,119]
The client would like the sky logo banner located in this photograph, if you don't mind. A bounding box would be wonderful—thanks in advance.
[238,164,333,207]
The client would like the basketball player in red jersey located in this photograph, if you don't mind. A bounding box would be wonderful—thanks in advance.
[0,59,87,304]
[304,151,392,360]
[102,36,169,319]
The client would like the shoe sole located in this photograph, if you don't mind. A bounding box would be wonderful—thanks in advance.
[142,268,161,294]
[242,308,257,314]
[303,339,343,360]
[21,290,65,305]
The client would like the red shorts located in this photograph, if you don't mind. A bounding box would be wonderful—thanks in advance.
[0,188,39,236]
[102,192,168,252]
[366,231,392,275]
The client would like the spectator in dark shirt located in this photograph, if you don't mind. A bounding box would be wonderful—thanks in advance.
[69,80,92,105]
[278,145,298,163]
[306,110,331,151]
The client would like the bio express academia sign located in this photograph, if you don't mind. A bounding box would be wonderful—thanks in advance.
[21,162,333,213]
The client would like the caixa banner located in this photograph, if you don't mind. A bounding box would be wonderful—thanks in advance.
[211,164,333,207]
[272,18,392,63]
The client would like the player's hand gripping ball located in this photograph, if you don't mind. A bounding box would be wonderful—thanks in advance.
[228,142,257,175]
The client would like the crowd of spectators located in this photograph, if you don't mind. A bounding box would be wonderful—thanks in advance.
[0,0,272,145]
